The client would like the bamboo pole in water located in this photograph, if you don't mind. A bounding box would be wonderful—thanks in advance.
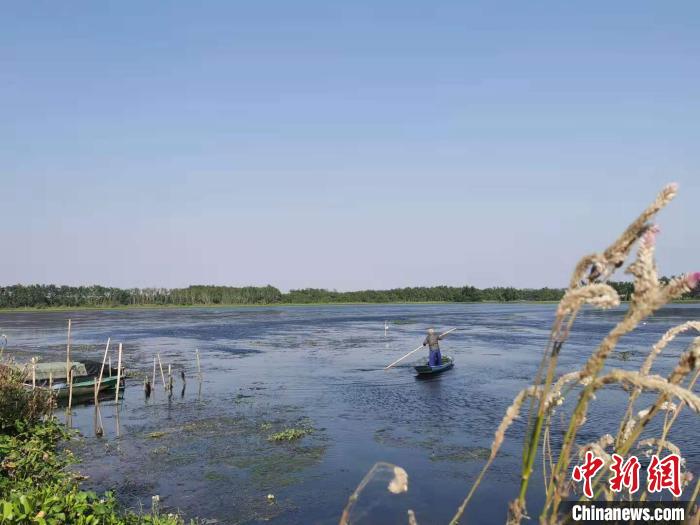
[114,403,120,437]
[95,338,110,405]
[196,348,202,381]
[108,356,112,377]
[157,353,166,389]
[67,369,74,412]
[384,328,457,370]
[114,343,123,403]
[31,357,36,389]
[152,357,157,392]
[65,319,72,383]
[167,364,173,393]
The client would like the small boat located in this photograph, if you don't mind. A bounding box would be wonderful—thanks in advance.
[414,356,454,375]
[13,360,125,401]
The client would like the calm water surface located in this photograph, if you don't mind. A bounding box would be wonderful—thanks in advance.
[2,303,699,524]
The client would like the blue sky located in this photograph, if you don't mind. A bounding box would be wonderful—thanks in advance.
[2,1,699,290]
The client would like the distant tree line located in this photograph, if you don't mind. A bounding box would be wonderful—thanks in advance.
[0,281,697,309]
[283,286,566,304]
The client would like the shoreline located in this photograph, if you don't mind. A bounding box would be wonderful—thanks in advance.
[2,299,699,314]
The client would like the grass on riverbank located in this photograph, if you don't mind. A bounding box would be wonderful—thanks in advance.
[0,422,191,524]
[0,361,193,524]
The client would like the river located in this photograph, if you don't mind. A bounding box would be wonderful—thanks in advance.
[2,303,698,524]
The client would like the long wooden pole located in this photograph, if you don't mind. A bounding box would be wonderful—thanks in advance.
[67,369,74,412]
[385,345,423,370]
[157,353,166,389]
[152,357,157,392]
[384,328,457,370]
[65,319,72,382]
[114,343,123,403]
[95,338,110,404]
[31,357,36,389]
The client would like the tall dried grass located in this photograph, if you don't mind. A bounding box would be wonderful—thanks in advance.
[449,183,700,524]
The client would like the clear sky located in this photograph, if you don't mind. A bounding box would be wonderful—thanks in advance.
[2,1,698,291]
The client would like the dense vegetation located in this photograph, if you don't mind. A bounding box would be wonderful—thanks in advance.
[0,364,190,524]
[0,281,697,309]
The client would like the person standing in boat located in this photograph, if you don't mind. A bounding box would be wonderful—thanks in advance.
[423,328,444,366]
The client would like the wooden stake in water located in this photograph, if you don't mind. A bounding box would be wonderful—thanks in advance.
[114,343,123,403]
[67,369,74,412]
[31,357,36,389]
[95,338,111,405]
[65,319,72,383]
[108,356,112,377]
[157,353,166,389]
[167,364,173,393]
[152,357,157,392]
[195,348,202,381]
[114,403,120,438]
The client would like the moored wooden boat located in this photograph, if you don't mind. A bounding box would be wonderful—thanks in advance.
[414,356,454,375]
[13,360,125,401]
[50,374,122,400]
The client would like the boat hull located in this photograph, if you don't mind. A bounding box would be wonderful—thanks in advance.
[414,356,454,375]
[53,375,121,399]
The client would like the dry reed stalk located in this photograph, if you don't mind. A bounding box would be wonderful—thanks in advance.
[585,342,698,505]
[598,370,700,414]
[643,322,700,376]
[618,321,700,443]
[114,343,123,403]
[447,184,698,525]
[637,438,681,457]
[656,367,700,455]
[542,424,551,495]
[340,462,409,525]
[546,252,696,518]
[614,343,700,456]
